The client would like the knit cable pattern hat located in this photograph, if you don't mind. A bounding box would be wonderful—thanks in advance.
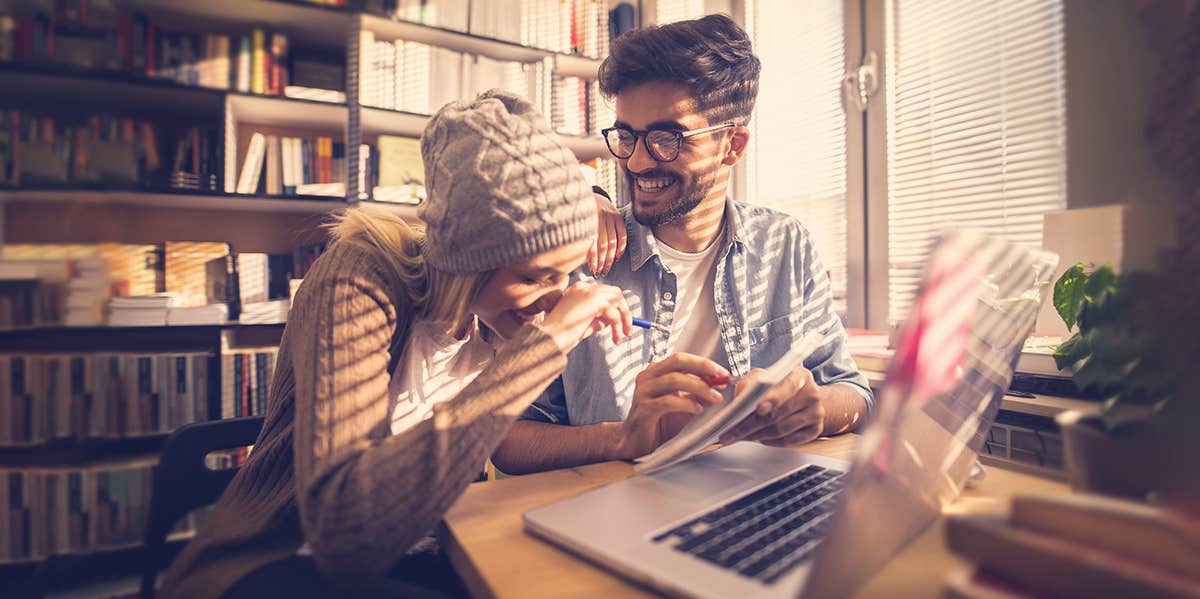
[419,89,596,274]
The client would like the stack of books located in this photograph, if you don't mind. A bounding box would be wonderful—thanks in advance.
[63,255,109,326]
[944,494,1200,598]
[107,293,179,326]
[239,299,290,325]
[166,303,228,326]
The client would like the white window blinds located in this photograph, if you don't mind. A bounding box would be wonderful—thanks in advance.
[748,0,848,314]
[885,0,1067,324]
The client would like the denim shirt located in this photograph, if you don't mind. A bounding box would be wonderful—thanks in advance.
[522,200,873,426]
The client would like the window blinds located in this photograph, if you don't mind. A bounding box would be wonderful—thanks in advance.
[748,0,848,313]
[885,0,1067,324]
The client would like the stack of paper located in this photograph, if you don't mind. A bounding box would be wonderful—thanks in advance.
[635,330,832,474]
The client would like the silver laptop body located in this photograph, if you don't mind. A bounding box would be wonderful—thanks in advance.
[524,232,1058,599]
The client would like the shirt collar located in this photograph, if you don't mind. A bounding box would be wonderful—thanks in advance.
[627,198,751,271]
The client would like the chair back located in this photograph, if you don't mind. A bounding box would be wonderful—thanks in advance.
[140,416,264,599]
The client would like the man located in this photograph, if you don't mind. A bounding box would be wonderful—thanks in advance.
[492,14,872,474]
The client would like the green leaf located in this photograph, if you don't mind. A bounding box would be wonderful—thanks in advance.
[1053,333,1088,370]
[1054,263,1087,331]
[1084,265,1118,300]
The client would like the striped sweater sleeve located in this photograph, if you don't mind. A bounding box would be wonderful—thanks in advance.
[289,244,566,580]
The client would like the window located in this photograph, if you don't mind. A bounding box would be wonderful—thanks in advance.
[747,0,849,315]
[883,0,1067,324]
[649,1,1068,328]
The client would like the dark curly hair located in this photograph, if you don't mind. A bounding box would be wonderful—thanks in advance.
[598,14,761,125]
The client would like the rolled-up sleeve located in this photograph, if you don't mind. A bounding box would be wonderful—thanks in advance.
[519,375,570,424]
[797,235,875,414]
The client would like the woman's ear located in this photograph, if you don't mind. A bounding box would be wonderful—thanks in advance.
[722,126,750,166]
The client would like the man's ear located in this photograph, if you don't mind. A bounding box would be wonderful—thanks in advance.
[722,126,750,166]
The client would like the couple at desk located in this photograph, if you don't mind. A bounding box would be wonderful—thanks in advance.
[158,15,872,599]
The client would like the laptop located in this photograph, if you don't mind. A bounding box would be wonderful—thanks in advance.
[524,231,1059,599]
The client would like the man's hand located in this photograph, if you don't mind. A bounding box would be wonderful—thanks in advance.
[717,366,827,447]
[614,353,729,460]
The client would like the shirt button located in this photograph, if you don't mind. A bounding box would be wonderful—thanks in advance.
[663,292,673,300]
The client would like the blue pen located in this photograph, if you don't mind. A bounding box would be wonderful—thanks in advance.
[631,317,671,334]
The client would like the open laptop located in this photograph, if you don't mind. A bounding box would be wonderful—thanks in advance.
[524,231,1058,599]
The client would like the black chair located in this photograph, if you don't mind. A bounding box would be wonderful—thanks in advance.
[140,416,265,599]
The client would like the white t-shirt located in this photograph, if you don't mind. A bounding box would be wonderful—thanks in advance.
[388,317,495,436]
[655,234,728,369]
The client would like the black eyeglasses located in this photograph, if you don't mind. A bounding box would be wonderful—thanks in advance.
[600,122,735,162]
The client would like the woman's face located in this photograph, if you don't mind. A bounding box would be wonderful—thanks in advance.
[472,238,592,339]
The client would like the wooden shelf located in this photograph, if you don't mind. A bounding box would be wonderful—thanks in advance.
[0,189,346,214]
[361,106,434,137]
[1,189,342,252]
[555,54,603,79]
[0,322,284,353]
[0,435,168,467]
[118,0,352,49]
[359,106,608,161]
[0,61,222,116]
[228,92,349,130]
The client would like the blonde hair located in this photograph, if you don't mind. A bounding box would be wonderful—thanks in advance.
[325,205,492,338]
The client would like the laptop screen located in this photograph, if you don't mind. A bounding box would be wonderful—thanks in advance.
[801,230,1058,598]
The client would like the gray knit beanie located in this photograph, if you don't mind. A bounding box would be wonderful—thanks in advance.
[419,89,596,274]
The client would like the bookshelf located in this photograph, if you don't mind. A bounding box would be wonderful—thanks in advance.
[0,0,624,591]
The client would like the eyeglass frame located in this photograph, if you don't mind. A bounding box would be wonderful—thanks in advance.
[599,122,736,162]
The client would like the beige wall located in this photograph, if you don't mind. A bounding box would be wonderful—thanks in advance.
[1063,0,1185,271]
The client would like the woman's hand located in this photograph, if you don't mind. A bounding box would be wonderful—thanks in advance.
[540,282,633,354]
[587,191,627,277]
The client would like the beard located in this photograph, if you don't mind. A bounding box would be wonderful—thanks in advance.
[628,167,716,227]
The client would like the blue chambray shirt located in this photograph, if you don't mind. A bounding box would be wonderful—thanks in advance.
[521,199,873,426]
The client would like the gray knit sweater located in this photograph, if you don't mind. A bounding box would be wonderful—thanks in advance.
[160,237,567,599]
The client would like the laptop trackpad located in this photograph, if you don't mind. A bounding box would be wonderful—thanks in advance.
[639,459,759,503]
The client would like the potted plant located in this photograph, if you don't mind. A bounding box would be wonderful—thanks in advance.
[1050,262,1191,500]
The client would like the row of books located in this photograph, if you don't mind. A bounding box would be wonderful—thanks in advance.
[0,460,202,564]
[359,33,543,116]
[360,136,424,204]
[0,241,324,328]
[220,349,279,421]
[0,346,286,447]
[0,9,297,98]
[550,76,613,137]
[0,108,218,191]
[358,42,610,140]
[235,133,347,197]
[372,0,611,59]
[0,353,211,445]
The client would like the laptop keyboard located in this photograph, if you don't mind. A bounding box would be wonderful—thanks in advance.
[650,464,845,584]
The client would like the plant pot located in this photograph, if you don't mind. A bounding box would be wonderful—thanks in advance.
[1055,410,1163,500]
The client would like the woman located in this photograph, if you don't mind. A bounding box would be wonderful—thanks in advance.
[160,90,632,599]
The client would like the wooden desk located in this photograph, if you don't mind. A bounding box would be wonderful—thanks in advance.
[440,436,1068,598]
